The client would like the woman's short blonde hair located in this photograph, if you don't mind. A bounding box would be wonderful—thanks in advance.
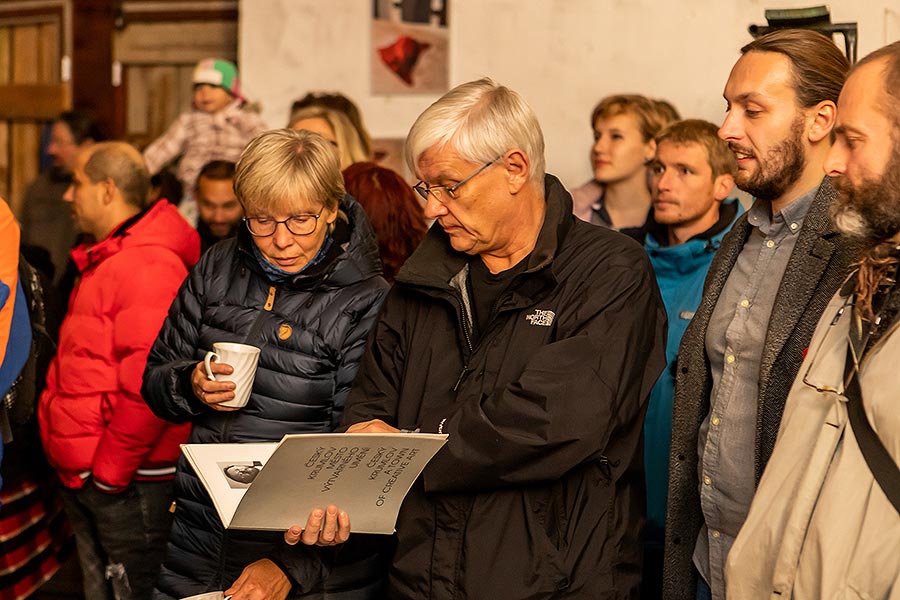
[591,94,676,142]
[404,78,546,187]
[287,106,369,169]
[234,128,345,216]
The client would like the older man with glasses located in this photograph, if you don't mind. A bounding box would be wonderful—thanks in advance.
[276,78,667,600]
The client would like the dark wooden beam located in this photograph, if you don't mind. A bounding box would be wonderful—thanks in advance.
[0,83,70,120]
[71,0,116,137]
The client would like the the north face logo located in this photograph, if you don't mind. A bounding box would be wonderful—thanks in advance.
[525,309,556,327]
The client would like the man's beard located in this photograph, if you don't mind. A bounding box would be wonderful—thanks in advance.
[733,117,806,201]
[831,149,900,246]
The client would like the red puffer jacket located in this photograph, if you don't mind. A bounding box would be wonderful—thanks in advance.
[39,200,199,491]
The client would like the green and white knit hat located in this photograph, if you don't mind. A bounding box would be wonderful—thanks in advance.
[193,58,241,99]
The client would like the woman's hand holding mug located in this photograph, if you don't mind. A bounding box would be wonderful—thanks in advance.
[191,360,239,410]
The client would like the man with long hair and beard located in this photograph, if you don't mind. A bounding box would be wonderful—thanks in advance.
[664,29,864,600]
[724,41,900,599]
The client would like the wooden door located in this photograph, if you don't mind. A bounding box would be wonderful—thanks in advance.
[114,1,238,149]
[0,1,71,217]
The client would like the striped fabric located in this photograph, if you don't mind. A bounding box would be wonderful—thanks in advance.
[0,476,74,599]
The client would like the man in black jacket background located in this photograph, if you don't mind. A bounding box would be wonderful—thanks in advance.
[290,77,667,599]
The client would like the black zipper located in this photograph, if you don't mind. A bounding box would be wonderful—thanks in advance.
[214,285,278,582]
[453,297,473,392]
[220,285,277,443]
[242,285,277,344]
[451,281,528,392]
[597,455,619,480]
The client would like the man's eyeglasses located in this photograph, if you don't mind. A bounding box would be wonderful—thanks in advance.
[413,157,501,203]
[244,209,324,237]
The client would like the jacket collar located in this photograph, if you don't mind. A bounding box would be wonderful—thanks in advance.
[236,194,383,290]
[758,176,845,374]
[645,199,742,251]
[71,202,154,273]
[645,201,743,276]
[396,174,572,297]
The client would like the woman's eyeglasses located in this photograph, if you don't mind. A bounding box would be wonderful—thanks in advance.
[243,209,324,237]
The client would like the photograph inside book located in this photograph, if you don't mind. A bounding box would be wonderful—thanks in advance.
[181,432,448,534]
[182,442,278,529]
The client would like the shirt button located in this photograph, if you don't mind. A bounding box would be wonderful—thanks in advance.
[712,530,721,539]
[766,239,775,248]
[704,475,712,486]
[789,222,799,231]
[740,299,750,308]
[712,416,720,426]
[726,354,736,364]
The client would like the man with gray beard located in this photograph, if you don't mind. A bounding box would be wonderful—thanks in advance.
[664,29,864,600]
[725,41,900,599]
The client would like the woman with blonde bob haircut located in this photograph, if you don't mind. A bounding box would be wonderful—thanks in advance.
[236,127,345,217]
[143,128,390,599]
[405,77,546,187]
[288,105,369,169]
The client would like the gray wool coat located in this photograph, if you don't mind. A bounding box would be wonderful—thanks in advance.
[662,176,864,599]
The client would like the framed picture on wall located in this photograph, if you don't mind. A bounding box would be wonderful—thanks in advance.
[371,0,449,94]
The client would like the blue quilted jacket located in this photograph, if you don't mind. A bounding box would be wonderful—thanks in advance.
[142,195,389,598]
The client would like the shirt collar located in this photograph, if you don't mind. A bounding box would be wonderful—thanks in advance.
[747,184,818,236]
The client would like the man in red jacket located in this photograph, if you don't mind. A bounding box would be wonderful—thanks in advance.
[38,141,199,600]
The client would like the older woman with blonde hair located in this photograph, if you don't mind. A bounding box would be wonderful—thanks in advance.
[288,106,369,169]
[143,128,389,600]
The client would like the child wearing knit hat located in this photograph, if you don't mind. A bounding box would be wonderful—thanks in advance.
[143,58,268,225]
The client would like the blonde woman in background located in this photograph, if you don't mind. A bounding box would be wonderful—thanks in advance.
[288,106,369,169]
[571,94,678,241]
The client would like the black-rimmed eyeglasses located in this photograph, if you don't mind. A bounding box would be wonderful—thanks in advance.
[413,157,501,203]
[243,209,324,237]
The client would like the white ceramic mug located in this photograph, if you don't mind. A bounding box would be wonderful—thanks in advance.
[204,342,260,409]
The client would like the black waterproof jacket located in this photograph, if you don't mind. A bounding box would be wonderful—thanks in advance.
[343,175,667,599]
[142,196,389,598]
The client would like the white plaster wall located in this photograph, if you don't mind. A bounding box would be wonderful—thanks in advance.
[241,0,900,189]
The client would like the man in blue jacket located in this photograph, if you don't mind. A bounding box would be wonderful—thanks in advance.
[641,119,741,598]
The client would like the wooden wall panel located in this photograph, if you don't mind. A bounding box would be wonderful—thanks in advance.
[148,66,177,140]
[126,63,199,147]
[0,27,8,204]
[0,122,9,203]
[7,20,61,214]
[38,22,59,82]
[177,64,193,114]
[9,124,40,215]
[0,84,68,120]
[0,28,10,84]
[11,25,38,83]
[116,17,237,145]
[115,21,237,64]
[0,4,67,219]
[125,66,150,143]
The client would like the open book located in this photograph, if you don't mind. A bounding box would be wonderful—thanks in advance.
[181,432,448,534]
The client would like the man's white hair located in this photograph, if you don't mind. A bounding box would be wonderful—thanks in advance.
[404,78,545,186]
